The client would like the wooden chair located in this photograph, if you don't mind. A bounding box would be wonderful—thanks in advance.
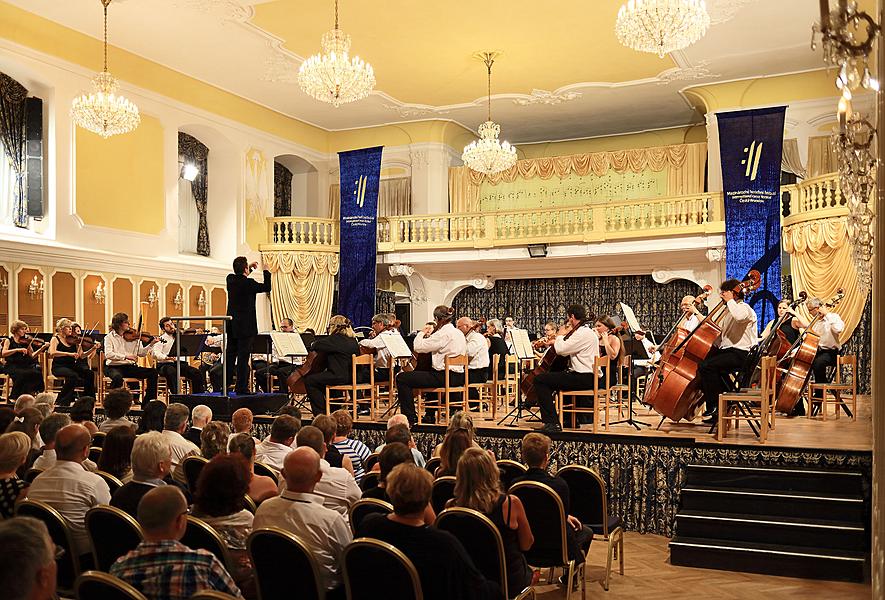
[809,354,857,421]
[326,354,376,420]
[181,515,233,571]
[496,459,528,490]
[16,499,82,595]
[157,374,189,401]
[415,354,469,425]
[717,355,776,443]
[348,498,393,535]
[249,527,326,600]
[343,538,423,600]
[468,355,499,419]
[75,571,148,600]
[95,470,125,495]
[557,464,624,591]
[182,455,209,492]
[497,354,520,415]
[558,356,610,432]
[0,372,10,401]
[85,505,144,572]
[431,476,457,514]
[46,356,85,397]
[607,355,632,421]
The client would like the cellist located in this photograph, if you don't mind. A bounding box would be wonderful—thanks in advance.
[698,279,758,424]
[790,297,845,416]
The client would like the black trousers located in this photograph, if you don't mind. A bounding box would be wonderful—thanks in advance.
[51,362,96,405]
[225,335,253,394]
[255,362,297,393]
[157,362,205,394]
[208,362,224,393]
[534,371,597,425]
[698,347,748,413]
[395,369,465,423]
[305,371,350,415]
[106,364,158,402]
[8,365,44,400]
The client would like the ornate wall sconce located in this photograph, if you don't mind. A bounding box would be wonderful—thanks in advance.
[196,290,207,311]
[0,274,7,296]
[146,286,158,307]
[173,288,184,309]
[27,275,44,300]
[92,281,106,304]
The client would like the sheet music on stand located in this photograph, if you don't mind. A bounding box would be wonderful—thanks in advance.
[510,328,535,360]
[381,333,413,359]
[619,302,643,333]
[270,331,309,357]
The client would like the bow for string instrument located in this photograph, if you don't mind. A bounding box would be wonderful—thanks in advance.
[66,321,101,354]
[519,321,579,405]
[644,271,762,422]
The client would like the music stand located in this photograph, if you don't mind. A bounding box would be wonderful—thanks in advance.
[611,304,652,430]
[169,334,208,386]
[378,333,414,419]
[497,328,540,427]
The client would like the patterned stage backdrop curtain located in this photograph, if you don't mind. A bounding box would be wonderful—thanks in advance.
[274,161,292,217]
[262,250,339,333]
[329,176,411,220]
[451,275,700,340]
[375,289,396,316]
[0,72,28,227]
[178,132,210,256]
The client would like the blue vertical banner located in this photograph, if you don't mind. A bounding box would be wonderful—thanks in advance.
[717,107,786,326]
[338,146,383,328]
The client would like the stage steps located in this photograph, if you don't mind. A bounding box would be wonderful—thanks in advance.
[669,464,868,582]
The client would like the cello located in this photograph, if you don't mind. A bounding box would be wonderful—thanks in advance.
[739,292,807,388]
[645,271,761,422]
[519,321,577,405]
[775,290,844,414]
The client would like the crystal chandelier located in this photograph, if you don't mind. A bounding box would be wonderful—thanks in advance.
[71,0,140,138]
[462,52,517,176]
[298,0,375,107]
[615,0,711,58]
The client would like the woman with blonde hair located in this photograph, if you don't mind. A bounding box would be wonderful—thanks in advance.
[433,411,485,459]
[1,320,45,400]
[452,447,534,593]
[304,315,360,416]
[48,318,96,406]
[0,431,32,518]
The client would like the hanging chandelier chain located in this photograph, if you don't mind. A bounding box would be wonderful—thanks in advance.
[102,0,111,73]
[334,0,339,30]
[485,54,493,122]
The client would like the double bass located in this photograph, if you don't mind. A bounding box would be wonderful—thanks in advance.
[519,321,578,405]
[645,271,761,422]
[775,289,844,414]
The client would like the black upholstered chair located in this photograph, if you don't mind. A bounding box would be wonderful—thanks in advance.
[85,505,144,572]
[360,471,381,492]
[16,499,83,595]
[248,527,325,600]
[348,498,393,535]
[253,461,279,484]
[95,470,124,495]
[343,538,423,600]
[75,571,147,600]
[181,515,232,571]
[424,456,441,475]
[363,452,380,472]
[496,459,528,490]
[430,476,456,514]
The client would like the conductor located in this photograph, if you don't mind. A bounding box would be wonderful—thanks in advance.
[226,256,271,395]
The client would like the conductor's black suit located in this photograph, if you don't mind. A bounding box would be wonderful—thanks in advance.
[225,269,271,394]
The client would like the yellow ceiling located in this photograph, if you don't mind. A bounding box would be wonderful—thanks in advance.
[251,0,676,106]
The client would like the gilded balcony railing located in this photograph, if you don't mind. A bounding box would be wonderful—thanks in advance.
[781,172,847,227]
[263,217,339,251]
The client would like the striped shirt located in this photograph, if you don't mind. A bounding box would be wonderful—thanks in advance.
[110,540,242,600]
[332,437,371,483]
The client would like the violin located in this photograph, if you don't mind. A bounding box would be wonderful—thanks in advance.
[123,329,156,344]
[20,334,48,354]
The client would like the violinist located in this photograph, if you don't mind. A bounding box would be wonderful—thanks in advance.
[396,305,467,426]
[304,315,361,416]
[1,320,46,399]
[760,299,801,345]
[48,318,96,405]
[629,330,660,403]
[456,317,491,405]
[533,322,558,359]
[152,317,206,395]
[697,280,758,424]
[253,318,298,394]
[104,312,159,402]
[359,313,398,383]
[595,316,622,387]
[790,297,845,416]
[485,318,510,380]
[533,304,599,433]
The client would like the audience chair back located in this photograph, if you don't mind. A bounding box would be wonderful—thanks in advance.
[248,527,325,600]
[24,467,44,483]
[86,505,144,572]
[182,455,209,492]
[91,431,107,448]
[348,498,393,535]
[190,591,242,600]
[16,499,82,594]
[431,476,457,514]
[182,515,232,571]
[363,452,380,472]
[88,446,103,463]
[253,461,279,484]
[75,571,148,600]
[343,538,423,600]
[95,470,124,495]
[424,456,441,475]
[556,465,617,535]
[360,471,381,492]
[242,494,258,514]
[496,459,528,490]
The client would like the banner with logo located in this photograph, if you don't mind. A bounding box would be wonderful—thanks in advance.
[717,107,786,326]
[338,146,383,328]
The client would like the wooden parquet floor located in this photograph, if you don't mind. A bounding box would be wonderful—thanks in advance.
[533,532,871,599]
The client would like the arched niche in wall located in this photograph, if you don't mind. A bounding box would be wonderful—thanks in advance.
[189,284,208,329]
[139,280,161,330]
[16,267,45,331]
[210,287,227,330]
[111,277,135,324]
[82,273,108,331]
[274,154,320,217]
[165,282,184,320]
[51,270,76,326]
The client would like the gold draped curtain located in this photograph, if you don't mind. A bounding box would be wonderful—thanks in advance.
[807,135,837,178]
[262,251,340,334]
[781,138,807,179]
[782,217,866,341]
[449,142,707,213]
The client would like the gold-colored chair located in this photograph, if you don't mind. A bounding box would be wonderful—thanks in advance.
[415,354,469,425]
[467,354,499,419]
[717,355,776,443]
[558,356,610,432]
[809,354,857,421]
[326,354,376,419]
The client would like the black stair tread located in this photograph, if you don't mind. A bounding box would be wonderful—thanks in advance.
[676,510,865,530]
[681,484,863,502]
[669,536,867,561]
[685,464,863,478]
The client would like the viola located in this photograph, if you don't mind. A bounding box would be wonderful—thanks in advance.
[410,319,444,372]
[520,322,578,405]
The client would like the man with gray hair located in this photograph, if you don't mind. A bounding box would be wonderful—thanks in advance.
[185,404,212,446]
[13,394,36,415]
[32,413,96,471]
[161,403,200,470]
[792,296,847,416]
[359,312,397,384]
[111,486,242,599]
[111,431,175,518]
[0,517,57,600]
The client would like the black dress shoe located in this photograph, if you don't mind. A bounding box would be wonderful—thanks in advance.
[702,409,716,417]
[540,422,562,433]
[702,412,717,425]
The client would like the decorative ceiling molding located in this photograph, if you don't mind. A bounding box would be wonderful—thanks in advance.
[173,0,250,23]
[706,0,758,25]
[382,104,449,118]
[656,60,719,85]
[513,88,582,106]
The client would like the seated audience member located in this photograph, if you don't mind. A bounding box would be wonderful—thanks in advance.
[0,517,57,600]
[33,393,56,418]
[162,403,201,472]
[13,394,37,415]
[375,414,426,467]
[452,448,534,593]
[97,425,136,482]
[111,486,243,599]
[69,396,99,435]
[230,407,254,436]
[356,463,501,600]
[227,433,279,504]
[311,414,354,475]
[514,432,592,563]
[294,426,360,516]
[376,423,426,469]
[0,432,31,519]
[254,415,299,471]
[361,442,437,525]
[330,409,371,484]
[27,424,111,558]
[253,447,351,596]
[437,427,472,477]
[136,400,167,435]
[6,408,44,474]
[111,431,174,518]
[32,413,75,471]
[98,388,136,433]
[186,405,213,447]
[432,411,481,457]
[200,421,230,460]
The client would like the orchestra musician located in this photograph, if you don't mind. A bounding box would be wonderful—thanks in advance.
[71,322,102,384]
[760,299,801,345]
[697,279,758,424]
[225,256,272,395]
[202,327,224,393]
[359,313,398,383]
[533,322,558,359]
[456,317,491,405]
[253,318,298,394]
[532,304,599,433]
[629,330,660,403]
[304,315,361,416]
[680,295,702,332]
[152,317,206,395]
[503,315,516,354]
[396,305,467,426]
[594,316,622,387]
[485,318,510,380]
[1,320,46,399]
[104,312,159,402]
[790,297,845,416]
[48,318,97,406]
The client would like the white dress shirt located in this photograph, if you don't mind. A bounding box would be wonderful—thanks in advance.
[633,335,661,368]
[253,490,352,591]
[27,460,112,556]
[33,449,98,472]
[313,458,361,516]
[104,330,150,366]
[255,439,294,471]
[684,313,701,332]
[465,331,490,370]
[812,311,845,350]
[99,417,137,433]
[359,329,396,369]
[160,429,200,469]
[151,332,188,364]
[553,325,600,373]
[413,322,467,372]
[717,300,758,351]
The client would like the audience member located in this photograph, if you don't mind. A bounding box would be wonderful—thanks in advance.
[27,424,111,558]
[12,394,36,414]
[361,442,435,526]
[294,426,360,516]
[162,403,201,471]
[33,393,55,419]
[98,388,136,433]
[311,414,354,475]
[254,415,299,471]
[97,425,136,482]
[69,396,98,435]
[136,400,167,435]
[253,447,351,596]
[0,432,31,518]
[437,428,472,477]
[330,410,370,484]
[111,431,174,518]
[374,415,426,467]
[111,486,243,599]
[0,517,57,600]
[6,407,43,473]
[356,463,500,600]
[200,421,230,459]
[227,433,279,504]
[187,405,213,446]
[432,411,480,458]
[32,412,74,471]
[230,407,254,436]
